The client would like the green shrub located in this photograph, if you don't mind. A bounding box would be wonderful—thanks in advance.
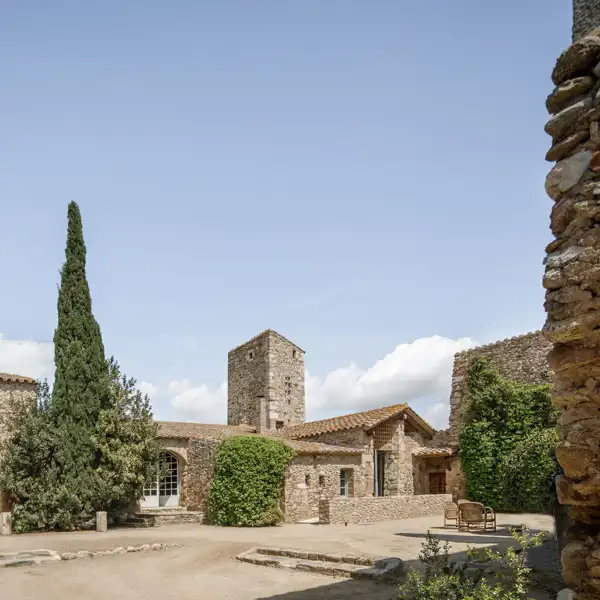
[460,357,557,512]
[208,436,294,526]
[398,528,545,600]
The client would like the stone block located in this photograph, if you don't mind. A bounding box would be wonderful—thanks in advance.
[0,512,11,536]
[95,511,107,533]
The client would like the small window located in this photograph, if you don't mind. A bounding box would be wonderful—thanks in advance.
[275,420,284,429]
[248,350,255,360]
[305,474,310,486]
[319,475,325,487]
[292,350,297,359]
[340,470,349,497]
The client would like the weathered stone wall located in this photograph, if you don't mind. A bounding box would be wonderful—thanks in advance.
[227,330,304,429]
[319,494,452,525]
[0,380,37,511]
[448,331,552,441]
[283,454,363,523]
[573,0,600,42]
[543,28,600,598]
[184,437,219,514]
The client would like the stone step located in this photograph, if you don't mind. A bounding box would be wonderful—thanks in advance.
[0,549,61,568]
[237,547,403,581]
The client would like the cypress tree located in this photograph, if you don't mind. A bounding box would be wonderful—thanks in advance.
[51,201,109,521]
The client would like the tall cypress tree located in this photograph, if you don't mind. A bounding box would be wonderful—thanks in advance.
[51,201,109,520]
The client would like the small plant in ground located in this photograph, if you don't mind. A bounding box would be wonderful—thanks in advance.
[398,527,545,600]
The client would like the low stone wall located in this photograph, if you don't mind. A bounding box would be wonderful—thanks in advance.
[319,494,451,525]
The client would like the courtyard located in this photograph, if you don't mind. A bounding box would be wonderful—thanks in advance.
[0,513,559,600]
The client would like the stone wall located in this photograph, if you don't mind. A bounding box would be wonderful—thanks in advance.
[448,331,552,441]
[0,379,37,511]
[543,28,600,597]
[319,494,452,525]
[184,437,219,514]
[283,453,363,523]
[227,330,305,429]
[573,0,600,42]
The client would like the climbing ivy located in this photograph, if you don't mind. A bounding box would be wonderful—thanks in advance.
[459,357,557,513]
[208,436,295,527]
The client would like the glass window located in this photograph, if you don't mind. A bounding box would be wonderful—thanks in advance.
[340,470,349,496]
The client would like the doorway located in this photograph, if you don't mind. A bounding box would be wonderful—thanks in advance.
[142,452,180,509]
[429,472,446,495]
[375,451,386,497]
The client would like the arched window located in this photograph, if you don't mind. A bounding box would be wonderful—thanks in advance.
[142,451,180,509]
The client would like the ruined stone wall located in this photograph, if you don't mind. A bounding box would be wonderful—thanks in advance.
[573,0,600,42]
[543,29,600,598]
[227,330,304,429]
[319,494,451,525]
[448,332,552,441]
[283,453,363,523]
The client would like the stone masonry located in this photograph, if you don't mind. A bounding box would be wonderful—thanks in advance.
[448,331,553,443]
[573,0,600,43]
[543,20,600,599]
[228,330,305,430]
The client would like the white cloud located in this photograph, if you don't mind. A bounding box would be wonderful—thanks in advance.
[168,379,227,423]
[0,333,54,381]
[138,381,157,398]
[165,335,476,431]
[305,335,476,428]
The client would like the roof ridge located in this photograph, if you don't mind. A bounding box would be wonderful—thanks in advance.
[228,329,305,354]
[0,372,37,384]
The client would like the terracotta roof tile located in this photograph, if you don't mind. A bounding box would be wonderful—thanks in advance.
[156,421,360,455]
[412,447,454,458]
[0,373,37,385]
[273,404,435,440]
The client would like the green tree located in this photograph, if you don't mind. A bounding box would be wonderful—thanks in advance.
[208,436,294,526]
[93,357,163,516]
[459,357,556,512]
[50,201,110,523]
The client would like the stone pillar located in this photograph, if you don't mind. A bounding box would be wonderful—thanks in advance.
[95,511,107,533]
[0,512,11,536]
[544,29,600,599]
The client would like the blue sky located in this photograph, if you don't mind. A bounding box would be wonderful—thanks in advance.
[0,1,570,428]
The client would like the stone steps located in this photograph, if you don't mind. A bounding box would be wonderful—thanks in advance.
[0,549,61,568]
[236,547,403,581]
[120,510,203,528]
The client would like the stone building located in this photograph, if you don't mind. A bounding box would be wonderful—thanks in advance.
[152,329,452,524]
[0,373,37,512]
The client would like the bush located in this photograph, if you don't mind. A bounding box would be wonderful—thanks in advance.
[398,528,545,600]
[208,436,294,526]
[460,357,557,512]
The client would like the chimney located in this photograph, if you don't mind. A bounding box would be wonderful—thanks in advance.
[255,396,269,433]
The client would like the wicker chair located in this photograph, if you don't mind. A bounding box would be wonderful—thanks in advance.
[443,502,459,528]
[457,501,496,532]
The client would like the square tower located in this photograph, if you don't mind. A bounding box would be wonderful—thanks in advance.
[227,330,305,431]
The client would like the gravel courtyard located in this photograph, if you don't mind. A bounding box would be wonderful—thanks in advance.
[0,514,557,600]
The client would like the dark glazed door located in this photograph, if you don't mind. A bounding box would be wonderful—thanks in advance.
[376,451,386,497]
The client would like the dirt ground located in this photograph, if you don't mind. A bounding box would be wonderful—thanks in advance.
[0,513,557,600]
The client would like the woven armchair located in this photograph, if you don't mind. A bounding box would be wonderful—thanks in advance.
[457,501,496,532]
[443,502,459,528]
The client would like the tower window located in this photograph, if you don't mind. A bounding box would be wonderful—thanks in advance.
[248,350,254,360]
[275,420,284,429]
[305,474,310,486]
[292,350,297,359]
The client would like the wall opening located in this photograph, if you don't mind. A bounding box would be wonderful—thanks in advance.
[429,472,446,495]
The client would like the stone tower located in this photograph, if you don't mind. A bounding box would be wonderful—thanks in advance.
[227,330,305,431]
[572,0,600,41]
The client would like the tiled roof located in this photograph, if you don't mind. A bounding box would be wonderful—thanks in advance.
[273,404,435,440]
[157,422,255,440]
[0,372,37,385]
[412,447,454,458]
[156,421,360,455]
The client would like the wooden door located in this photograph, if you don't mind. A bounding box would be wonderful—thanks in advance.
[429,472,446,495]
